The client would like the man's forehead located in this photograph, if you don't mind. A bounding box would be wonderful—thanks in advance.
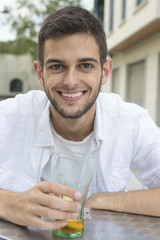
[43,33,100,63]
[44,33,98,49]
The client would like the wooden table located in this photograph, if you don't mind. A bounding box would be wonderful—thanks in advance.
[0,209,160,240]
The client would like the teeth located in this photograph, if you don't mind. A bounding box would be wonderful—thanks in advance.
[61,92,83,97]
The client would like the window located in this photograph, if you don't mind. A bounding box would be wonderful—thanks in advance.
[126,60,145,107]
[10,79,23,92]
[112,69,120,94]
[156,54,160,126]
[94,0,104,24]
[122,0,126,20]
[109,0,114,31]
[136,0,145,5]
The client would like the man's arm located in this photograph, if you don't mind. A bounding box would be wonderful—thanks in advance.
[0,181,82,230]
[85,188,160,216]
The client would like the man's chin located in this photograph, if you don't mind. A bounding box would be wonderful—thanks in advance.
[49,92,99,119]
[56,110,84,119]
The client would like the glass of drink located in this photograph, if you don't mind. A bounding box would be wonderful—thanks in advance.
[51,152,93,238]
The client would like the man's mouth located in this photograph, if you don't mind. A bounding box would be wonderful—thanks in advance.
[61,92,83,97]
[57,91,87,98]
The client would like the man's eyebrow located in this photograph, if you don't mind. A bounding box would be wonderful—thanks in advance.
[44,58,99,65]
[45,59,64,65]
[78,58,99,64]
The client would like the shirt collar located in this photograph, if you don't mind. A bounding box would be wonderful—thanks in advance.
[36,101,54,147]
[93,96,104,145]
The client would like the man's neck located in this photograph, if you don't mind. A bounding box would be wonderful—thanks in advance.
[50,107,96,142]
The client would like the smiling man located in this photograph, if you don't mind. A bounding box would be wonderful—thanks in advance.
[34,33,109,140]
[0,6,160,231]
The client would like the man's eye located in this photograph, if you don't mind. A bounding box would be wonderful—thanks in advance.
[50,65,63,70]
[81,63,93,69]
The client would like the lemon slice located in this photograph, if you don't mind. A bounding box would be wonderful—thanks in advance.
[63,196,73,202]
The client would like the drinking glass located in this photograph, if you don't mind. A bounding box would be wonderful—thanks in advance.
[51,152,93,238]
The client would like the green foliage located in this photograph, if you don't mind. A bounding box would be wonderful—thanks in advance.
[0,0,82,59]
[0,38,37,59]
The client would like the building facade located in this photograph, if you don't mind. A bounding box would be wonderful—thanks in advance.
[94,0,160,190]
[99,0,160,126]
[0,53,41,100]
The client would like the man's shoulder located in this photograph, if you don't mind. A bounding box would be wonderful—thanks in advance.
[97,92,147,118]
[0,90,48,116]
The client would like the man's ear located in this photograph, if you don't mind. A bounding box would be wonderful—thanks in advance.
[33,61,44,88]
[101,57,112,85]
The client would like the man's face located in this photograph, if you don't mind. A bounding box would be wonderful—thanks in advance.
[35,33,110,119]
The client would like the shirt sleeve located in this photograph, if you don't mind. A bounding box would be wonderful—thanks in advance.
[131,111,160,188]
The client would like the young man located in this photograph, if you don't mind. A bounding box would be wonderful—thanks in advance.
[0,6,160,230]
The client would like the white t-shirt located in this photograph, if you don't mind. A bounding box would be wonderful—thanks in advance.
[0,90,160,196]
[41,122,93,182]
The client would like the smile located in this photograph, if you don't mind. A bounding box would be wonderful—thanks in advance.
[61,92,83,98]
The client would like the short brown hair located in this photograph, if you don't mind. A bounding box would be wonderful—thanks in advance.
[38,6,107,67]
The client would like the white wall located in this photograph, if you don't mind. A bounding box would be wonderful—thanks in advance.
[0,53,41,98]
[105,0,159,50]
[102,32,160,123]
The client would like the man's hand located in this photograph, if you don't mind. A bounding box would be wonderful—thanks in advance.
[0,181,82,230]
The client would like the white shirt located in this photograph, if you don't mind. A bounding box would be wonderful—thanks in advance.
[0,90,160,196]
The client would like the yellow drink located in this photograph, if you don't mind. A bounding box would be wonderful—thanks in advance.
[57,219,83,235]
[53,196,84,238]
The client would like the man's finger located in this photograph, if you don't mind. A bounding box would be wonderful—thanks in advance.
[37,192,81,212]
[37,181,82,200]
[32,216,67,231]
[35,205,79,220]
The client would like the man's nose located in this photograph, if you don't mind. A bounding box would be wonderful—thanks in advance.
[62,68,79,87]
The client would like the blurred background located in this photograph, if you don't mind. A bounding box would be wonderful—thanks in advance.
[0,0,94,100]
[0,0,160,191]
[97,0,160,191]
[99,0,160,127]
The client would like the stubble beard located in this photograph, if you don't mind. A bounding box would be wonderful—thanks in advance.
[43,75,102,119]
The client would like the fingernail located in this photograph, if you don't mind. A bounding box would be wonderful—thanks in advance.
[74,191,82,200]
[72,212,79,219]
[61,221,67,227]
